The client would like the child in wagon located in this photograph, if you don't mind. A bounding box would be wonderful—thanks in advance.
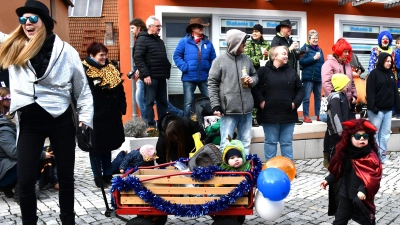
[221,135,251,171]
[114,144,158,174]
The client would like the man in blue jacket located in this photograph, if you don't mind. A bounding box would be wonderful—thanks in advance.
[173,18,216,118]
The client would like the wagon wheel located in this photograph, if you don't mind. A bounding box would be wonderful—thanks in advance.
[211,217,241,225]
[126,217,153,225]
[236,215,246,224]
[152,215,168,225]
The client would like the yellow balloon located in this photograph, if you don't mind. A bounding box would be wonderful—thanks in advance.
[262,156,296,181]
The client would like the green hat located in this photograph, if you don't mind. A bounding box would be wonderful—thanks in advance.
[332,73,350,92]
[221,138,250,171]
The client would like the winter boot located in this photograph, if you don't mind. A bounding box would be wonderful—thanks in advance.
[323,152,330,168]
[60,213,75,225]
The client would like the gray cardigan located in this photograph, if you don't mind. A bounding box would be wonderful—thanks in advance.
[208,52,258,115]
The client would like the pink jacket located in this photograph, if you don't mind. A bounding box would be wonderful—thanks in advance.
[321,55,357,101]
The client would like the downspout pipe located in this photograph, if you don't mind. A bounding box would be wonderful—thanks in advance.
[129,0,137,118]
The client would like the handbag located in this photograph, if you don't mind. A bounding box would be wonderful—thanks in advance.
[319,95,328,122]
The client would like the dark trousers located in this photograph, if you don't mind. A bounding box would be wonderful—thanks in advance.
[111,151,127,174]
[0,164,17,187]
[144,78,168,126]
[17,104,76,224]
[89,151,112,178]
[333,196,353,225]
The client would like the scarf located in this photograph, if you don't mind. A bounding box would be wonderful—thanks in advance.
[192,34,203,44]
[348,144,382,214]
[82,60,122,89]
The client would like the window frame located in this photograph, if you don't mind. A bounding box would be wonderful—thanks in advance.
[68,0,104,17]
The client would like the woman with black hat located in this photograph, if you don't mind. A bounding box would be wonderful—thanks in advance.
[0,0,93,224]
[244,24,271,70]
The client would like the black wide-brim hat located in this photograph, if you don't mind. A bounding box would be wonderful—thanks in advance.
[16,0,54,32]
[275,19,295,32]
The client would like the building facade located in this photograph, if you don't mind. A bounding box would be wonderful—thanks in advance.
[114,0,400,122]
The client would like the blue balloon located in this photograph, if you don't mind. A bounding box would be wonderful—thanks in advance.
[257,168,291,201]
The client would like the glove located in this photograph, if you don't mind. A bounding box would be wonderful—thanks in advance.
[77,124,92,151]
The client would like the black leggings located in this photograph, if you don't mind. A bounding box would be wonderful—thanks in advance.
[17,104,76,224]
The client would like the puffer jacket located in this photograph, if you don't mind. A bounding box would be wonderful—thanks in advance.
[173,34,216,82]
[134,31,171,80]
[299,43,324,82]
[252,60,304,124]
[0,117,17,180]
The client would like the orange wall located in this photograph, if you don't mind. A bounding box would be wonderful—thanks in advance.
[118,0,400,121]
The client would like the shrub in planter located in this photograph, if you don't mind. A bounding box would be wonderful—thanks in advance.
[124,117,147,138]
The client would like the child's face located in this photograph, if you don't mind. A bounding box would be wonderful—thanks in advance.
[351,131,369,148]
[396,40,400,49]
[228,155,243,168]
[340,85,348,93]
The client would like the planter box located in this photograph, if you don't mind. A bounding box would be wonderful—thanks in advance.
[120,137,158,151]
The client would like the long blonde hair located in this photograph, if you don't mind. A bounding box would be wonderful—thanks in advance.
[0,23,46,68]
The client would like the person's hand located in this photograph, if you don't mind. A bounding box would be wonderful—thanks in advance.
[120,169,124,173]
[245,76,253,85]
[320,180,328,190]
[260,101,265,109]
[292,102,295,110]
[314,52,321,60]
[352,97,356,104]
[213,110,223,117]
[289,42,298,51]
[357,191,366,200]
[45,152,53,159]
[144,76,152,85]
[263,49,268,56]
[352,71,360,78]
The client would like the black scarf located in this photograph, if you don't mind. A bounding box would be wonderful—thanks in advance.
[347,143,372,159]
[30,33,55,78]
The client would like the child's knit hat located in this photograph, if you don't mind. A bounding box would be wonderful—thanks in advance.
[221,135,251,171]
[332,73,350,92]
[140,144,158,161]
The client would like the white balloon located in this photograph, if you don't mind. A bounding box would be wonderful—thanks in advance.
[254,191,285,221]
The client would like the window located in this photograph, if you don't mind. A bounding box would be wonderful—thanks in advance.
[68,0,103,17]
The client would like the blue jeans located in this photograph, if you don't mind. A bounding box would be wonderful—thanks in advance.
[219,113,252,155]
[137,80,182,122]
[144,78,168,127]
[90,152,112,178]
[135,80,146,118]
[261,123,296,162]
[367,110,392,162]
[183,81,209,118]
[302,81,321,116]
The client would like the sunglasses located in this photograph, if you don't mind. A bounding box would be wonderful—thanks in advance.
[352,133,369,140]
[0,94,11,101]
[19,15,39,24]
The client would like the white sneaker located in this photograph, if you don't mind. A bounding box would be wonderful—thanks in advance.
[383,160,393,165]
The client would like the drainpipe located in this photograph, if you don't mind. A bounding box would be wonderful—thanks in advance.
[129,0,137,118]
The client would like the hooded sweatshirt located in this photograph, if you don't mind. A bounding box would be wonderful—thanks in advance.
[208,29,258,115]
[366,52,400,114]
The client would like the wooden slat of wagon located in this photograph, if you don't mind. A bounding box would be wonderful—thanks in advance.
[120,196,249,205]
[120,186,235,195]
[137,176,246,185]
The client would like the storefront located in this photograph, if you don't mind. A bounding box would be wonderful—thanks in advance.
[117,1,400,121]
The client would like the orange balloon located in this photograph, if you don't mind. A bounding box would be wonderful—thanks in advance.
[262,156,296,181]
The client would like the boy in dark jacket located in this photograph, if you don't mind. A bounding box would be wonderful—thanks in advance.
[323,74,351,168]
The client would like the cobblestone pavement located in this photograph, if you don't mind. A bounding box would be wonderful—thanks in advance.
[1,149,399,225]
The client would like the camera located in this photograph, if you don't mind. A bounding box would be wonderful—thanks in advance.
[127,66,138,79]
